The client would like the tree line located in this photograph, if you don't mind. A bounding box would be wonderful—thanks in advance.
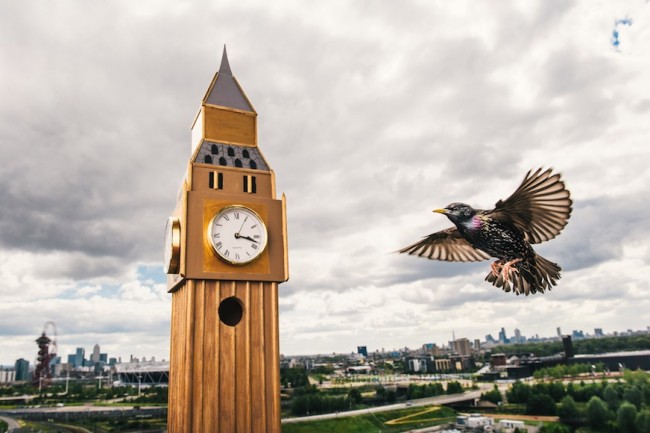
[285,374,467,417]
[480,369,650,432]
[487,334,650,358]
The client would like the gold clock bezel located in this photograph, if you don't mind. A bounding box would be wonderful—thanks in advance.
[164,217,182,274]
[207,205,268,265]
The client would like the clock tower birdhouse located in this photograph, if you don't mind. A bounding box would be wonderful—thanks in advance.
[165,47,288,433]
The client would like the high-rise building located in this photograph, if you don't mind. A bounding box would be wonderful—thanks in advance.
[594,328,604,337]
[91,344,101,363]
[562,335,574,358]
[512,328,525,344]
[451,338,471,356]
[357,346,368,357]
[15,358,29,382]
[74,347,85,368]
[474,339,481,352]
[498,327,508,344]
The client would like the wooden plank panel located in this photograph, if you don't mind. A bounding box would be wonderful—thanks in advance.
[235,281,251,433]
[219,281,237,432]
[173,282,187,433]
[167,285,179,432]
[265,282,281,432]
[203,280,219,432]
[204,107,256,146]
[250,281,266,432]
[169,281,192,432]
[182,282,195,429]
[191,281,205,432]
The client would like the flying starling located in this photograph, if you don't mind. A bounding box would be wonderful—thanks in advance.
[399,168,572,295]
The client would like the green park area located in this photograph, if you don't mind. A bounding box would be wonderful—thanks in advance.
[282,405,456,433]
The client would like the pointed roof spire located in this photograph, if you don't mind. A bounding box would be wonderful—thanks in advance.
[204,46,254,112]
[218,45,232,76]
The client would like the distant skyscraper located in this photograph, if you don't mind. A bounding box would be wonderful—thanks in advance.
[556,327,562,337]
[498,327,508,344]
[594,328,604,337]
[91,344,101,363]
[474,339,481,352]
[15,358,29,382]
[74,347,85,368]
[452,338,471,356]
[357,346,368,357]
[562,335,574,358]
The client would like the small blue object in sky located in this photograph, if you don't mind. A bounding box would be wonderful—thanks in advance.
[612,16,633,50]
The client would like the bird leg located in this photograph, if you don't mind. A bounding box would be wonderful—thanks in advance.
[501,258,522,281]
[490,260,504,277]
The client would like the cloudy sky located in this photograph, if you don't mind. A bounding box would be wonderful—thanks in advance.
[1,0,649,365]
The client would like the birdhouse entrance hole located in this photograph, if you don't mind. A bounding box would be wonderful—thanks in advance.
[219,296,244,326]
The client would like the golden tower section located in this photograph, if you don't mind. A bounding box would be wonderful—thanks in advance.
[165,47,288,291]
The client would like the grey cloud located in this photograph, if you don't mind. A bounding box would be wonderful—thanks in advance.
[550,194,649,271]
[1,0,649,362]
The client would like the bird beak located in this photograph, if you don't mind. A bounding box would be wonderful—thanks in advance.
[433,208,448,214]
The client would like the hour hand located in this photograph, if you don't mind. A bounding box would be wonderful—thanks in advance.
[238,235,258,243]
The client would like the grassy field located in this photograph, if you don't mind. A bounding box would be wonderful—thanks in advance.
[282,405,456,433]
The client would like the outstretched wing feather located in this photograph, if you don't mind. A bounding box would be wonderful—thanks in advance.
[490,168,572,244]
[398,227,491,262]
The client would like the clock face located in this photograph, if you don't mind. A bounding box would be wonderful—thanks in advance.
[207,206,268,265]
[164,217,181,274]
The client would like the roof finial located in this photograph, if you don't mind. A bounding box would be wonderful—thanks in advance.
[219,45,232,76]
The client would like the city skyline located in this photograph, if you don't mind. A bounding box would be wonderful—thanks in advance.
[1,1,650,364]
[3,323,648,367]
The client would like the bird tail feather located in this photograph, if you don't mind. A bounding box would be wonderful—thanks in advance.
[485,254,561,296]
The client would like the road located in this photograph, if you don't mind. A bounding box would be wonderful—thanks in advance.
[0,415,20,432]
[0,390,482,427]
[281,390,482,424]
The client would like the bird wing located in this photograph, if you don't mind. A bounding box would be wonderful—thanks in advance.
[398,227,491,262]
[490,168,572,244]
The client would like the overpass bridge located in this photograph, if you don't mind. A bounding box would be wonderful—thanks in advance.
[282,389,482,424]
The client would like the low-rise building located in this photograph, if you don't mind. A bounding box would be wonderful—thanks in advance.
[456,414,494,429]
[0,368,16,383]
[499,419,525,431]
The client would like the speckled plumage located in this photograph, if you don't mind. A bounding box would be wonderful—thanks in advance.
[399,168,572,295]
